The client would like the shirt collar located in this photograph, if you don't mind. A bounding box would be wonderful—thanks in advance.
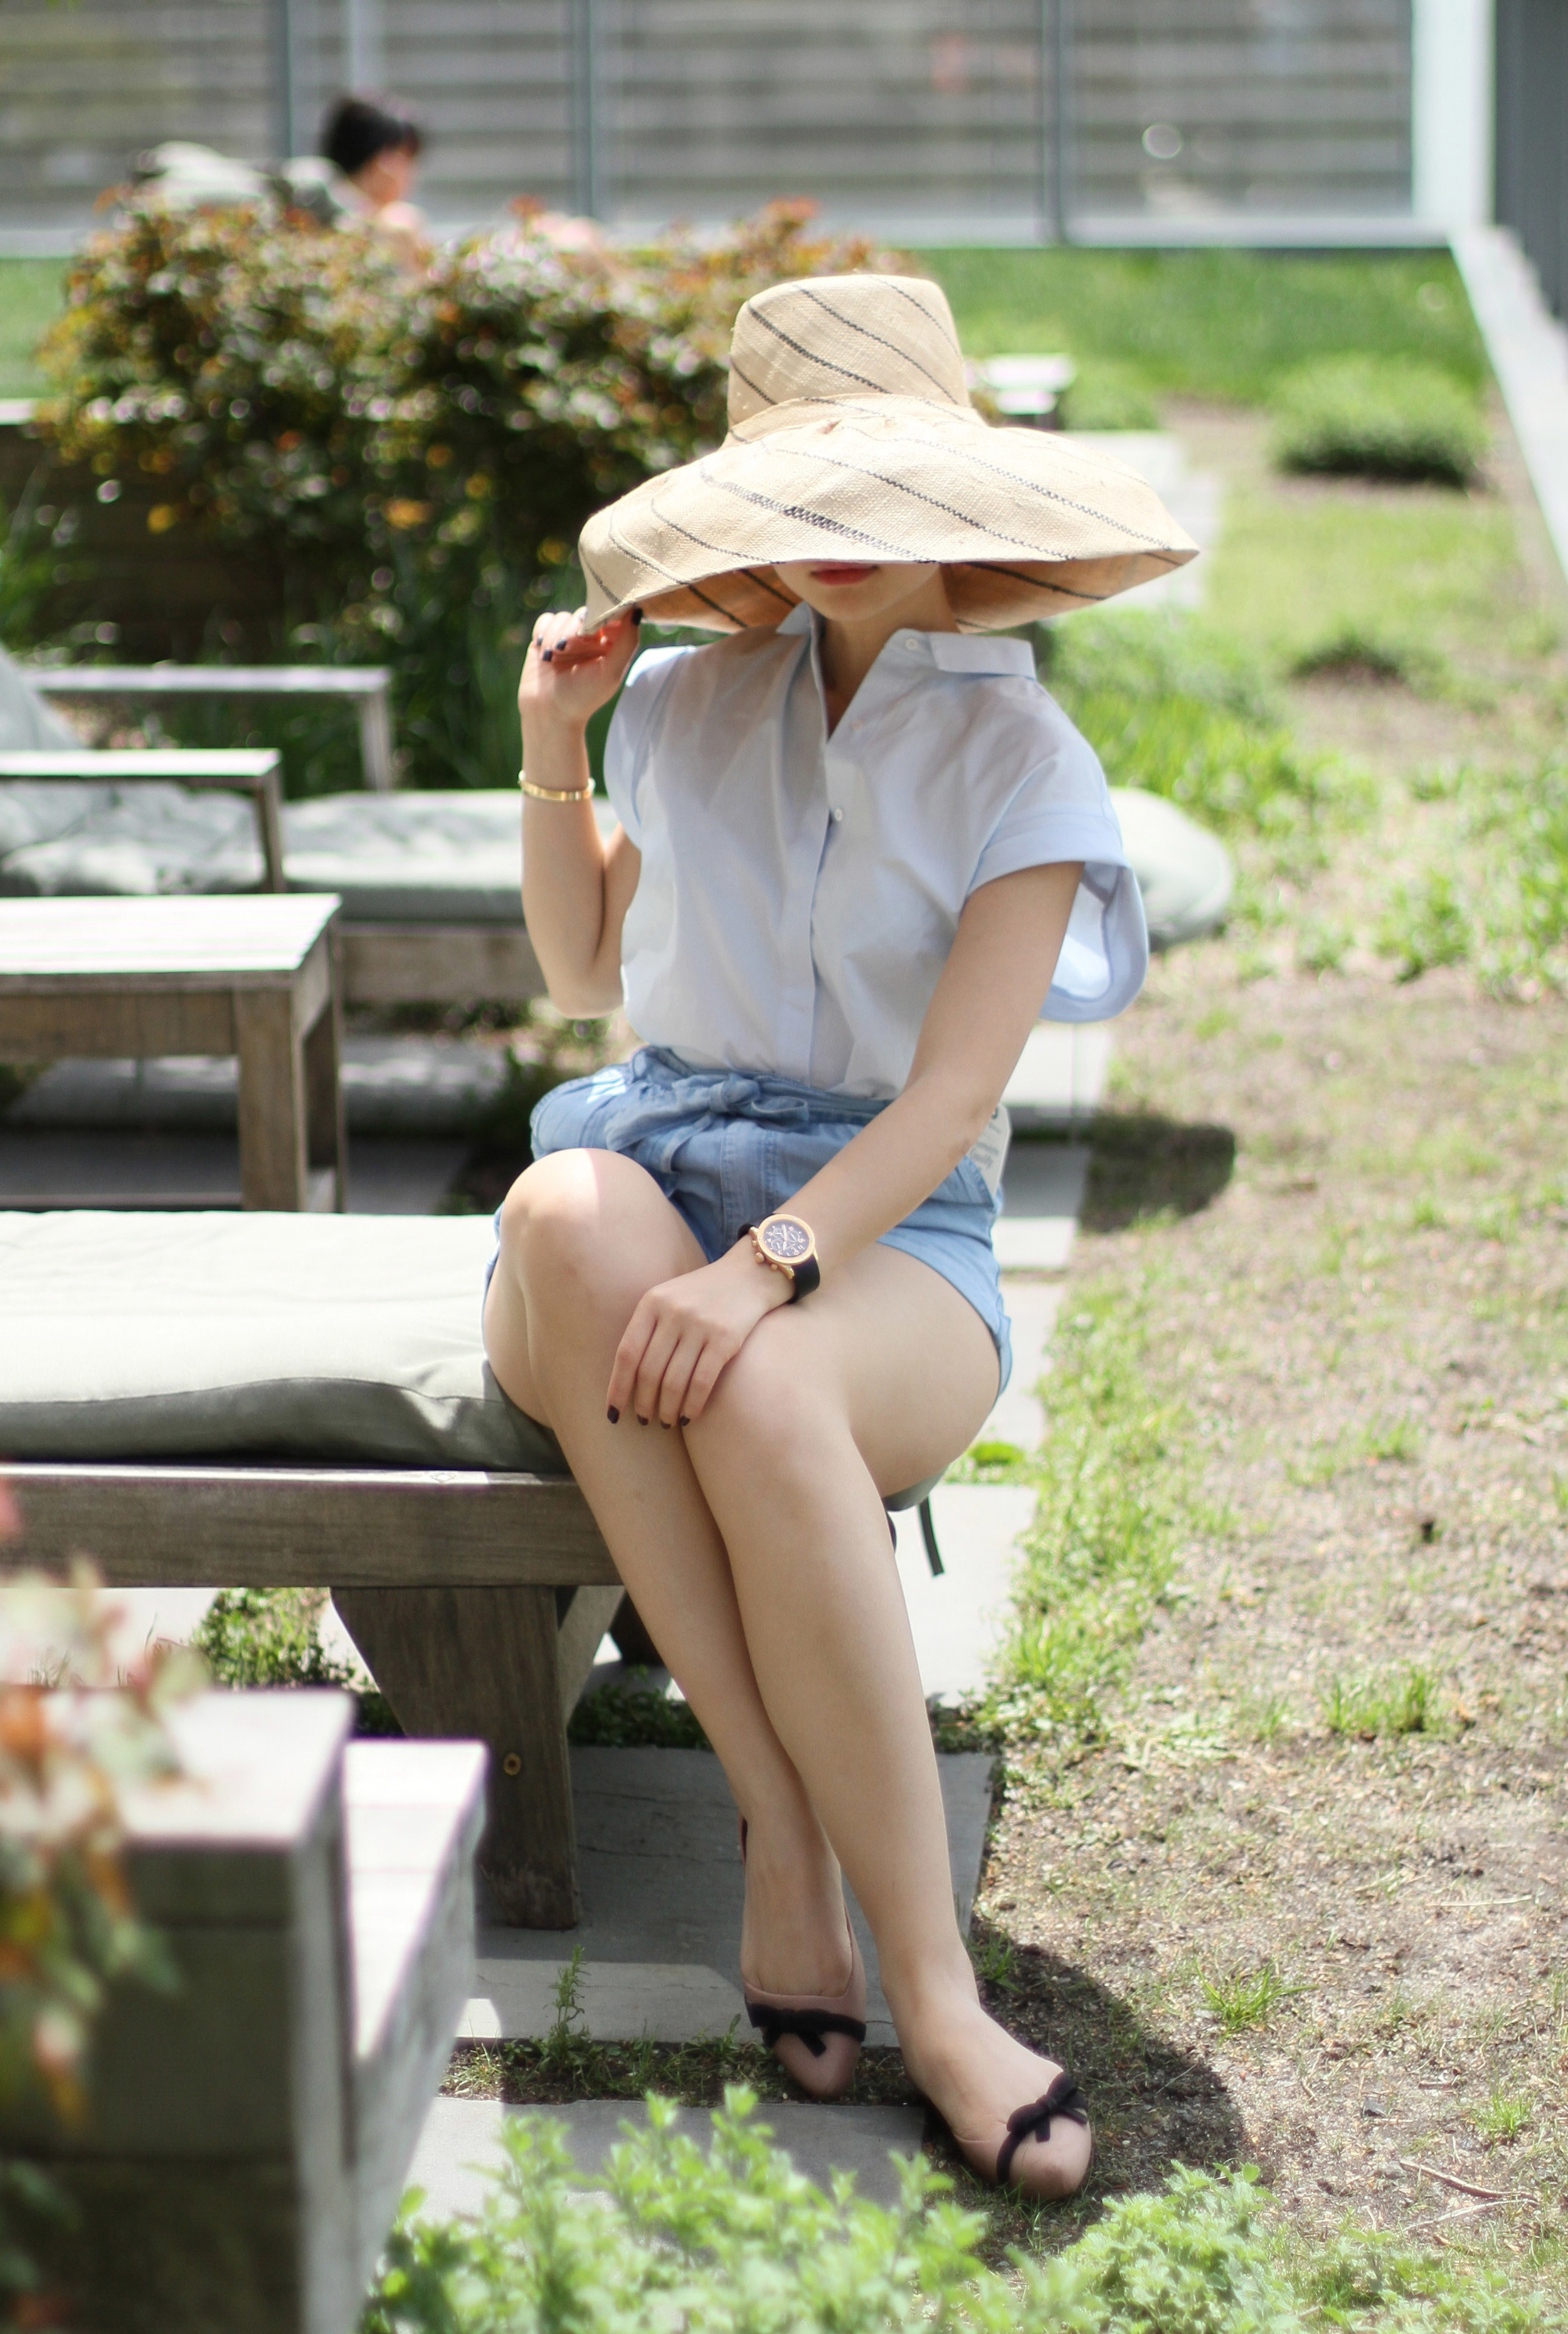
[775,599,1033,676]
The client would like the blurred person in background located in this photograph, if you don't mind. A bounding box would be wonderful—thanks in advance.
[319,95,429,271]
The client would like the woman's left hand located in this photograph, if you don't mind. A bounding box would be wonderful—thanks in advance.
[607,1243,790,1428]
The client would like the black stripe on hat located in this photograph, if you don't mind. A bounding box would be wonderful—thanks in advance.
[600,507,748,623]
[821,418,1181,552]
[743,434,1142,564]
[793,285,965,403]
[748,304,886,395]
[955,560,1110,605]
[728,353,779,410]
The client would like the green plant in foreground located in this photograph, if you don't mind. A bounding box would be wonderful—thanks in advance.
[1270,356,1486,486]
[1322,1665,1438,1741]
[364,2118,1558,2334]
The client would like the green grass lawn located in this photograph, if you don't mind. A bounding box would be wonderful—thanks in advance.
[923,247,1488,409]
[0,259,70,397]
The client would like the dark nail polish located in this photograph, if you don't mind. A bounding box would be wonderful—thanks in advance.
[543,648,554,662]
[631,605,644,623]
[660,1419,671,1430]
[637,1415,649,1426]
[607,1406,619,1424]
[679,1416,690,1427]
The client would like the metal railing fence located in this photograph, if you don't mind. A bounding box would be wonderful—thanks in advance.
[0,0,1417,243]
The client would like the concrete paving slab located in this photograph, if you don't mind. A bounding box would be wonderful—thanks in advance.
[8,1039,508,1138]
[465,1746,992,2045]
[987,1278,1062,1451]
[894,1485,1034,1704]
[406,2094,929,2221]
[992,1142,1089,1271]
[0,1128,467,1213]
[1002,1022,1115,1130]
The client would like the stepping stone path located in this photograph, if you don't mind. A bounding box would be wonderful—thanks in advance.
[408,2095,929,2219]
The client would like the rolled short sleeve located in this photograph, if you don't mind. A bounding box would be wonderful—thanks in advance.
[968,709,1150,1024]
[601,646,688,849]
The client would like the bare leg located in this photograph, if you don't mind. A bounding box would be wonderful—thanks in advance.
[681,1245,1091,2193]
[484,1149,848,1993]
[485,1152,1090,2191]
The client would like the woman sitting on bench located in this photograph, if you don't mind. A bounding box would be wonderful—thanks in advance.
[482,275,1191,2202]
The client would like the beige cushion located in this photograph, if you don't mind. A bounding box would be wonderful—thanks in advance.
[0,1211,562,1471]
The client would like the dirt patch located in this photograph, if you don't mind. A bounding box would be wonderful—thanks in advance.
[980,947,1567,2272]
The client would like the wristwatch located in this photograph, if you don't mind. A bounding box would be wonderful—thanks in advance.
[746,1214,820,1300]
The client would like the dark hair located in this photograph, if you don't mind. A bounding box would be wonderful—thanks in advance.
[321,95,423,178]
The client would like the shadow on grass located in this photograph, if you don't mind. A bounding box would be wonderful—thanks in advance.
[1083,1112,1237,1233]
[950,1920,1248,2251]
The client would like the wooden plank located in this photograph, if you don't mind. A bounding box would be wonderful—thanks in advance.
[331,1586,582,1927]
[28,666,392,698]
[234,986,309,1211]
[0,894,339,982]
[0,749,280,780]
[302,957,347,1216]
[339,921,546,1006]
[344,1741,485,2279]
[0,989,235,1058]
[3,1465,619,1588]
[25,2162,319,2334]
[555,1584,630,1718]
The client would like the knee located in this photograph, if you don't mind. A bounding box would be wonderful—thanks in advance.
[697,1315,837,1467]
[495,1154,613,1307]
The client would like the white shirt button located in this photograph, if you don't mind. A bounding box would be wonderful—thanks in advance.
[829,806,844,824]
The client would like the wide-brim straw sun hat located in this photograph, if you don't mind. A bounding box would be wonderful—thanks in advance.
[578,273,1197,634]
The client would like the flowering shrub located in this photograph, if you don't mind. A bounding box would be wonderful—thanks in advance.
[0,1505,201,2317]
[38,203,403,554]
[33,199,903,785]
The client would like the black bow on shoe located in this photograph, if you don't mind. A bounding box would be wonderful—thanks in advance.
[746,2005,868,2058]
[995,2072,1090,2187]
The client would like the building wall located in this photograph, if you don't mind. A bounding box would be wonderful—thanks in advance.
[0,0,1421,243]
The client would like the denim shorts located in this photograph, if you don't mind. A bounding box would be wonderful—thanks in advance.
[492,1046,1011,1391]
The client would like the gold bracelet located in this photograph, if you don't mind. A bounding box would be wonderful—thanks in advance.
[519,774,594,802]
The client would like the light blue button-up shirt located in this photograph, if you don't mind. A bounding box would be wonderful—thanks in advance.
[605,603,1147,1100]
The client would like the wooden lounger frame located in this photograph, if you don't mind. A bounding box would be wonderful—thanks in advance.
[0,750,549,1009]
[7,1460,626,1931]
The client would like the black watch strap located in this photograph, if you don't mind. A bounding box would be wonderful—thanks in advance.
[787,1253,820,1301]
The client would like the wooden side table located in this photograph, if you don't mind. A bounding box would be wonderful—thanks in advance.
[0,895,346,1211]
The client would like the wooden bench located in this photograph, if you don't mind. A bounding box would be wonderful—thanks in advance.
[3,1691,486,2334]
[0,746,546,1011]
[26,661,396,793]
[9,1463,623,1929]
[0,893,347,1211]
[0,1209,625,1931]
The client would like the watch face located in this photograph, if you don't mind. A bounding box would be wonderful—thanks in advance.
[761,1217,812,1263]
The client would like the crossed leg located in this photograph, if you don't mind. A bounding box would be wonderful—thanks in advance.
[483,1144,1092,2195]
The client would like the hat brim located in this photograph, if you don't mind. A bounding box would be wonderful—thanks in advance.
[578,397,1199,633]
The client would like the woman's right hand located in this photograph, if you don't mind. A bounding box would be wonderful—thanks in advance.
[519,606,641,741]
